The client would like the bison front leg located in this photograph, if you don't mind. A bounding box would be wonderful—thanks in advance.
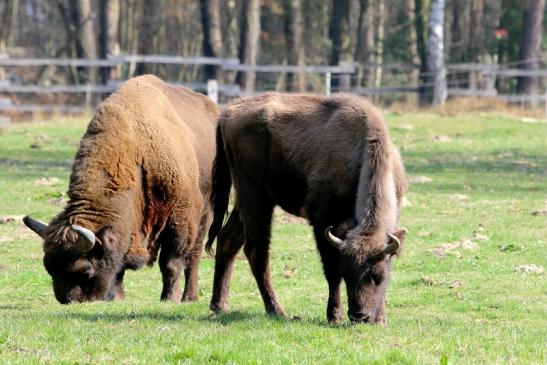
[158,226,187,302]
[314,226,344,323]
[210,210,245,314]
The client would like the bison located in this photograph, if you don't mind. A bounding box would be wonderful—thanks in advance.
[23,75,219,304]
[205,93,407,323]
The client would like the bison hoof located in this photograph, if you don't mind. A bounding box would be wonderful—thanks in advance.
[210,302,229,314]
[181,293,199,302]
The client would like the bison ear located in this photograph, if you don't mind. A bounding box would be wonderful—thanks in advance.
[23,216,48,239]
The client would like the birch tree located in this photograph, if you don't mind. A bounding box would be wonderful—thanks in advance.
[427,0,447,105]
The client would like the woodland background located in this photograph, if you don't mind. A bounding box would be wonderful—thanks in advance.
[0,0,545,109]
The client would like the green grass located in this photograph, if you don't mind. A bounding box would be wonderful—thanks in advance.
[0,113,546,364]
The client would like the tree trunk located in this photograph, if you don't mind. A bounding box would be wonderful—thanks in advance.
[136,0,163,75]
[355,0,375,87]
[76,0,98,84]
[283,0,306,91]
[516,0,545,101]
[427,0,447,106]
[200,0,223,81]
[0,0,18,52]
[469,0,484,62]
[0,0,18,82]
[237,0,261,94]
[329,0,350,89]
[415,0,428,104]
[99,0,119,83]
[406,0,420,103]
[374,0,385,89]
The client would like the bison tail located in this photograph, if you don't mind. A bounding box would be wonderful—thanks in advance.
[205,124,232,256]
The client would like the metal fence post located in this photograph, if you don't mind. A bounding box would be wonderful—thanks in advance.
[207,79,219,104]
[325,72,331,96]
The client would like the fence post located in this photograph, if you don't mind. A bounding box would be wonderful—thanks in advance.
[207,79,219,103]
[325,72,331,96]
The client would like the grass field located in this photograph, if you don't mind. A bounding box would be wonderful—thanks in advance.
[0,112,545,364]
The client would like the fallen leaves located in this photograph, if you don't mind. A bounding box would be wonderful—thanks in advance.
[513,264,544,275]
[432,135,452,142]
[420,276,465,289]
[429,226,488,257]
[0,215,24,224]
[408,175,433,184]
[282,265,296,278]
[33,177,60,187]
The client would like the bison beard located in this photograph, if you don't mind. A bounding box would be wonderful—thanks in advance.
[24,75,219,304]
[206,93,407,323]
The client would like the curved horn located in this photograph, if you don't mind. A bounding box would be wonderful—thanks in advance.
[23,216,48,238]
[384,233,400,255]
[71,224,96,252]
[325,226,345,249]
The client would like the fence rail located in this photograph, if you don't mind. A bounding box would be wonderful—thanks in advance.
[1,54,546,123]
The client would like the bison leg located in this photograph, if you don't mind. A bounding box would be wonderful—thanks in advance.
[210,209,245,314]
[158,227,186,303]
[181,240,201,302]
[314,226,344,323]
[114,270,126,300]
[239,195,285,317]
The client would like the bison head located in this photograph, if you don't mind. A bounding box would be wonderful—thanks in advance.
[325,226,407,324]
[23,216,126,304]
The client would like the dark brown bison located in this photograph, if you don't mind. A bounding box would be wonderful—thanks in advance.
[205,92,407,323]
[24,75,219,304]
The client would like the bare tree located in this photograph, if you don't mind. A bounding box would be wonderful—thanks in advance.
[283,0,306,91]
[329,0,350,88]
[516,0,545,100]
[406,0,420,102]
[76,0,98,83]
[427,0,447,105]
[237,0,261,94]
[200,0,223,81]
[136,0,163,75]
[99,0,119,82]
[0,0,18,81]
[355,0,375,87]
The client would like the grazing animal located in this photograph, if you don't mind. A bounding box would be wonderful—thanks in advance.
[24,75,219,304]
[205,93,407,323]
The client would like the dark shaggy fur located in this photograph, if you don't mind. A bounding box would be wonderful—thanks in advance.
[24,75,219,303]
[206,92,407,323]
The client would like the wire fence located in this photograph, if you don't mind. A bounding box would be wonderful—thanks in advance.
[0,54,546,123]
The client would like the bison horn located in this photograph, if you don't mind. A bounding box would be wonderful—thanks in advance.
[71,224,96,252]
[384,233,400,255]
[325,226,345,249]
[23,216,48,238]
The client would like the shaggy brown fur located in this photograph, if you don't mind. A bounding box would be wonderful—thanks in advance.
[206,92,407,323]
[24,75,219,303]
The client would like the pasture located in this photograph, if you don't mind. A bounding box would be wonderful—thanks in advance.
[0,112,545,364]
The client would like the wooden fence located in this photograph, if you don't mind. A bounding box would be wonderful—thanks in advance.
[0,54,546,123]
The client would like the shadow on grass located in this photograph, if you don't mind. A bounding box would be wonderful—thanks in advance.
[404,149,546,177]
[60,306,363,328]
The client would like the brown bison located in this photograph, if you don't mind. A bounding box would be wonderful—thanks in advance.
[206,93,407,323]
[24,75,219,304]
